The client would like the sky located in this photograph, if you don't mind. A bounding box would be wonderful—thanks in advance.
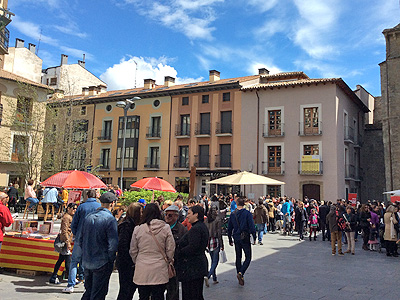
[7,0,400,96]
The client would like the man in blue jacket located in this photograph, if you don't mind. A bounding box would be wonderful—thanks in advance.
[281,198,291,234]
[62,189,100,294]
[227,196,256,286]
[80,191,118,300]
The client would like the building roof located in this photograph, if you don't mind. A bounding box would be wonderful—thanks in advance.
[383,23,400,35]
[0,69,52,90]
[242,77,370,113]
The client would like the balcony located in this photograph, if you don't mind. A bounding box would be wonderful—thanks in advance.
[97,130,112,142]
[354,134,363,148]
[215,154,232,169]
[194,123,211,137]
[263,123,285,137]
[344,126,355,143]
[298,160,323,175]
[194,155,210,169]
[144,157,160,169]
[215,122,232,136]
[173,156,189,169]
[96,158,110,170]
[298,121,322,136]
[146,126,161,139]
[262,161,285,175]
[0,27,9,55]
[345,164,355,180]
[175,124,190,138]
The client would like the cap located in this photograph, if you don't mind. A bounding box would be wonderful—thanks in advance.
[99,192,118,203]
[138,199,146,204]
[164,205,179,212]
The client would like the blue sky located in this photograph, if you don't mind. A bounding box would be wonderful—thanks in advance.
[8,0,400,96]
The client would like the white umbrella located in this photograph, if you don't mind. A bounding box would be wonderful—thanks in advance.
[206,171,285,185]
[383,189,400,196]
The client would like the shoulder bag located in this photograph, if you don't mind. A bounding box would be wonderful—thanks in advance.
[148,224,176,278]
[54,233,66,253]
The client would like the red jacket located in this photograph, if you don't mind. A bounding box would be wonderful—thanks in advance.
[0,202,13,242]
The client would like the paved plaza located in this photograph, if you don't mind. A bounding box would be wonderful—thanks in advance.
[1,231,399,300]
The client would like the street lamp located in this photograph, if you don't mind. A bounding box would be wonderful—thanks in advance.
[116,97,141,193]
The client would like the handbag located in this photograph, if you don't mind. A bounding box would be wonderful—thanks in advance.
[54,233,66,253]
[148,224,176,278]
[219,249,227,263]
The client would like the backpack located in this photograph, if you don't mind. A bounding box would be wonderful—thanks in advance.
[336,210,346,231]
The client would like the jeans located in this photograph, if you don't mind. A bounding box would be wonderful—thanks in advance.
[234,240,252,275]
[67,243,83,287]
[331,231,342,254]
[208,246,220,281]
[50,254,71,281]
[138,284,166,300]
[256,224,265,243]
[117,264,136,300]
[26,197,39,209]
[182,278,204,300]
[82,261,114,300]
[345,231,355,253]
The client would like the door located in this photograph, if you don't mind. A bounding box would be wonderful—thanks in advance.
[200,113,210,134]
[199,145,209,167]
[302,184,320,201]
[221,111,232,133]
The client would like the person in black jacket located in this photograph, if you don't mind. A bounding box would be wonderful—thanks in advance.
[176,205,209,300]
[116,202,144,300]
[359,204,372,250]
[294,202,307,240]
[343,206,357,255]
[318,201,330,241]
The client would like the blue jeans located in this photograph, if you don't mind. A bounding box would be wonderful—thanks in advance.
[234,240,252,275]
[67,243,84,287]
[256,224,265,243]
[208,246,220,281]
[82,261,114,300]
[26,197,39,208]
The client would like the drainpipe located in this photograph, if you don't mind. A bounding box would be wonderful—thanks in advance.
[167,95,172,175]
[385,60,393,190]
[256,91,260,174]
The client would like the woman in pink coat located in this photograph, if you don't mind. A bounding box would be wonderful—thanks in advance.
[129,203,175,300]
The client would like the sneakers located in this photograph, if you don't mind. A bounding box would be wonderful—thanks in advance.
[62,286,74,293]
[213,280,219,284]
[49,278,60,284]
[204,276,209,287]
[259,241,263,245]
[237,272,244,286]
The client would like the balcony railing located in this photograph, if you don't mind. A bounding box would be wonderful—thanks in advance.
[194,155,210,168]
[97,130,112,141]
[96,158,110,170]
[263,123,285,137]
[215,122,232,135]
[262,161,285,175]
[175,124,190,137]
[144,157,160,169]
[298,121,322,136]
[298,160,323,175]
[0,27,10,54]
[194,123,211,136]
[146,126,161,139]
[344,126,355,143]
[215,154,232,168]
[173,156,189,169]
[345,164,355,179]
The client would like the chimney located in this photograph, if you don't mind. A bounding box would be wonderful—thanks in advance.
[61,54,68,66]
[88,86,98,95]
[259,68,270,75]
[209,70,220,82]
[78,60,85,68]
[97,84,107,94]
[164,76,175,87]
[82,87,89,96]
[144,79,156,89]
[28,43,36,54]
[15,38,24,48]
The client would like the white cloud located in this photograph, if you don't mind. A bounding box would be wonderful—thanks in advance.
[54,21,88,39]
[11,16,59,46]
[254,19,285,38]
[100,56,203,90]
[122,0,223,40]
[247,0,279,13]
[248,62,282,75]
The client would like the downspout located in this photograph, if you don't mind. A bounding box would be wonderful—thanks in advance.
[90,103,96,170]
[167,95,172,175]
[385,60,393,190]
[256,91,260,174]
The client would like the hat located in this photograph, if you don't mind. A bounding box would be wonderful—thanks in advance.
[138,199,146,204]
[164,205,179,213]
[99,192,118,203]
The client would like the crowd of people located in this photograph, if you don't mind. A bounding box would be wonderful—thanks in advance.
[2,181,400,300]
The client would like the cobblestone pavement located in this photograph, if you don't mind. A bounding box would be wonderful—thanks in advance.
[1,231,400,300]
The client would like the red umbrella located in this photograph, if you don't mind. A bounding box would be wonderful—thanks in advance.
[41,170,107,189]
[131,177,176,193]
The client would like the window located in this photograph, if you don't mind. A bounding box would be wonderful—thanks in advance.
[150,116,161,137]
[148,147,160,168]
[16,97,33,123]
[220,111,232,134]
[303,144,319,155]
[46,78,49,86]
[100,148,110,169]
[72,120,89,143]
[11,135,28,162]
[198,145,209,168]
[268,110,282,135]
[118,116,140,139]
[267,185,281,198]
[202,95,209,104]
[217,144,231,168]
[182,96,189,106]
[106,104,112,112]
[81,106,86,115]
[116,147,136,169]
[71,148,86,170]
[222,92,230,102]
[303,107,319,134]
[200,113,210,135]
[117,116,139,170]
[179,146,189,168]
[268,146,282,173]
[50,77,57,85]
[103,120,112,139]
[153,99,160,107]
[180,114,190,136]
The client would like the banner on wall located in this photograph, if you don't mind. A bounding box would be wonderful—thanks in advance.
[390,196,400,203]
[348,193,357,206]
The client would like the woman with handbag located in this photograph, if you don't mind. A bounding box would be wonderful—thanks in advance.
[129,203,175,300]
[175,205,209,300]
[49,202,77,284]
[384,205,399,257]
